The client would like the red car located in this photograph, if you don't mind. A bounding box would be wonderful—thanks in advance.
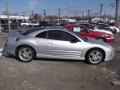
[64,24,115,43]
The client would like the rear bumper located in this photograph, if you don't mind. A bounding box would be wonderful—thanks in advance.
[3,44,16,56]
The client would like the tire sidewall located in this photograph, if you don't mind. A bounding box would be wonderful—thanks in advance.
[86,49,104,64]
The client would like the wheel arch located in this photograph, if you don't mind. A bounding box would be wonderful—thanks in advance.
[85,47,106,62]
[15,44,36,57]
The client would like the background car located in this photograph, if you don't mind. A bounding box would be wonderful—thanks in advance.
[4,27,115,64]
[80,23,113,35]
[64,24,115,43]
[96,23,120,34]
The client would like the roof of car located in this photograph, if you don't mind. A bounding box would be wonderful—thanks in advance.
[20,26,63,35]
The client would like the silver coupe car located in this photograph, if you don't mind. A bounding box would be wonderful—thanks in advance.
[3,27,115,64]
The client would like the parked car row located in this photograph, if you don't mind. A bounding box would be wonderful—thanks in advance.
[3,26,115,65]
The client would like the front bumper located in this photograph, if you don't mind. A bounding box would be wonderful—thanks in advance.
[105,48,115,61]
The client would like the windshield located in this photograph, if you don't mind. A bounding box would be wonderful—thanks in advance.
[82,24,94,29]
[76,33,88,42]
[64,28,88,42]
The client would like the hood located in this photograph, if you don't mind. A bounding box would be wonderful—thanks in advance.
[88,30,110,36]
[86,37,111,47]
[92,28,113,35]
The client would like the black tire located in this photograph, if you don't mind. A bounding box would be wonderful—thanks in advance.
[96,37,106,42]
[85,49,105,65]
[16,46,35,62]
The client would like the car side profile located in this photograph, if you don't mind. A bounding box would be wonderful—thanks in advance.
[4,28,115,64]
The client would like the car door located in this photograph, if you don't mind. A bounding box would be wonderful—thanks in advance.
[46,30,84,59]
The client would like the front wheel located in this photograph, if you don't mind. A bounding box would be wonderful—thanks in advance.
[16,46,35,62]
[85,49,105,64]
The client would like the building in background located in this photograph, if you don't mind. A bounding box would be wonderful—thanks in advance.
[0,15,29,30]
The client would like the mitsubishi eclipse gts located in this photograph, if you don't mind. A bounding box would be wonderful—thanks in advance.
[4,28,115,64]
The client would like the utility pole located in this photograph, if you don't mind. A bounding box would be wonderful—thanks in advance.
[87,9,90,17]
[0,19,1,32]
[43,10,46,16]
[6,0,11,32]
[58,8,61,22]
[43,10,46,21]
[67,0,71,24]
[115,0,120,27]
[31,11,34,16]
[100,4,104,16]
[87,9,91,22]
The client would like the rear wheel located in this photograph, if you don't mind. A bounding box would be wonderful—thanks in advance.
[85,49,105,64]
[16,46,35,62]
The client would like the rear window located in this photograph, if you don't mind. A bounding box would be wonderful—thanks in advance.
[36,31,47,38]
[22,27,44,35]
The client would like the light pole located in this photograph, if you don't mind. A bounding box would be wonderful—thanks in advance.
[5,0,11,32]
[100,4,104,16]
[58,8,61,22]
[67,0,71,24]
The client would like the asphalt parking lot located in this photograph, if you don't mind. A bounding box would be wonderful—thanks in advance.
[0,33,120,90]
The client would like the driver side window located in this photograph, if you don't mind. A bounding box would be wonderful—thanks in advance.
[47,30,79,42]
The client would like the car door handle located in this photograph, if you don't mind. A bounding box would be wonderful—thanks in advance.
[48,42,53,46]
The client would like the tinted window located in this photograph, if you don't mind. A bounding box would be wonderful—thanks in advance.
[36,31,47,38]
[48,30,79,41]
[83,24,94,29]
[97,24,109,29]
